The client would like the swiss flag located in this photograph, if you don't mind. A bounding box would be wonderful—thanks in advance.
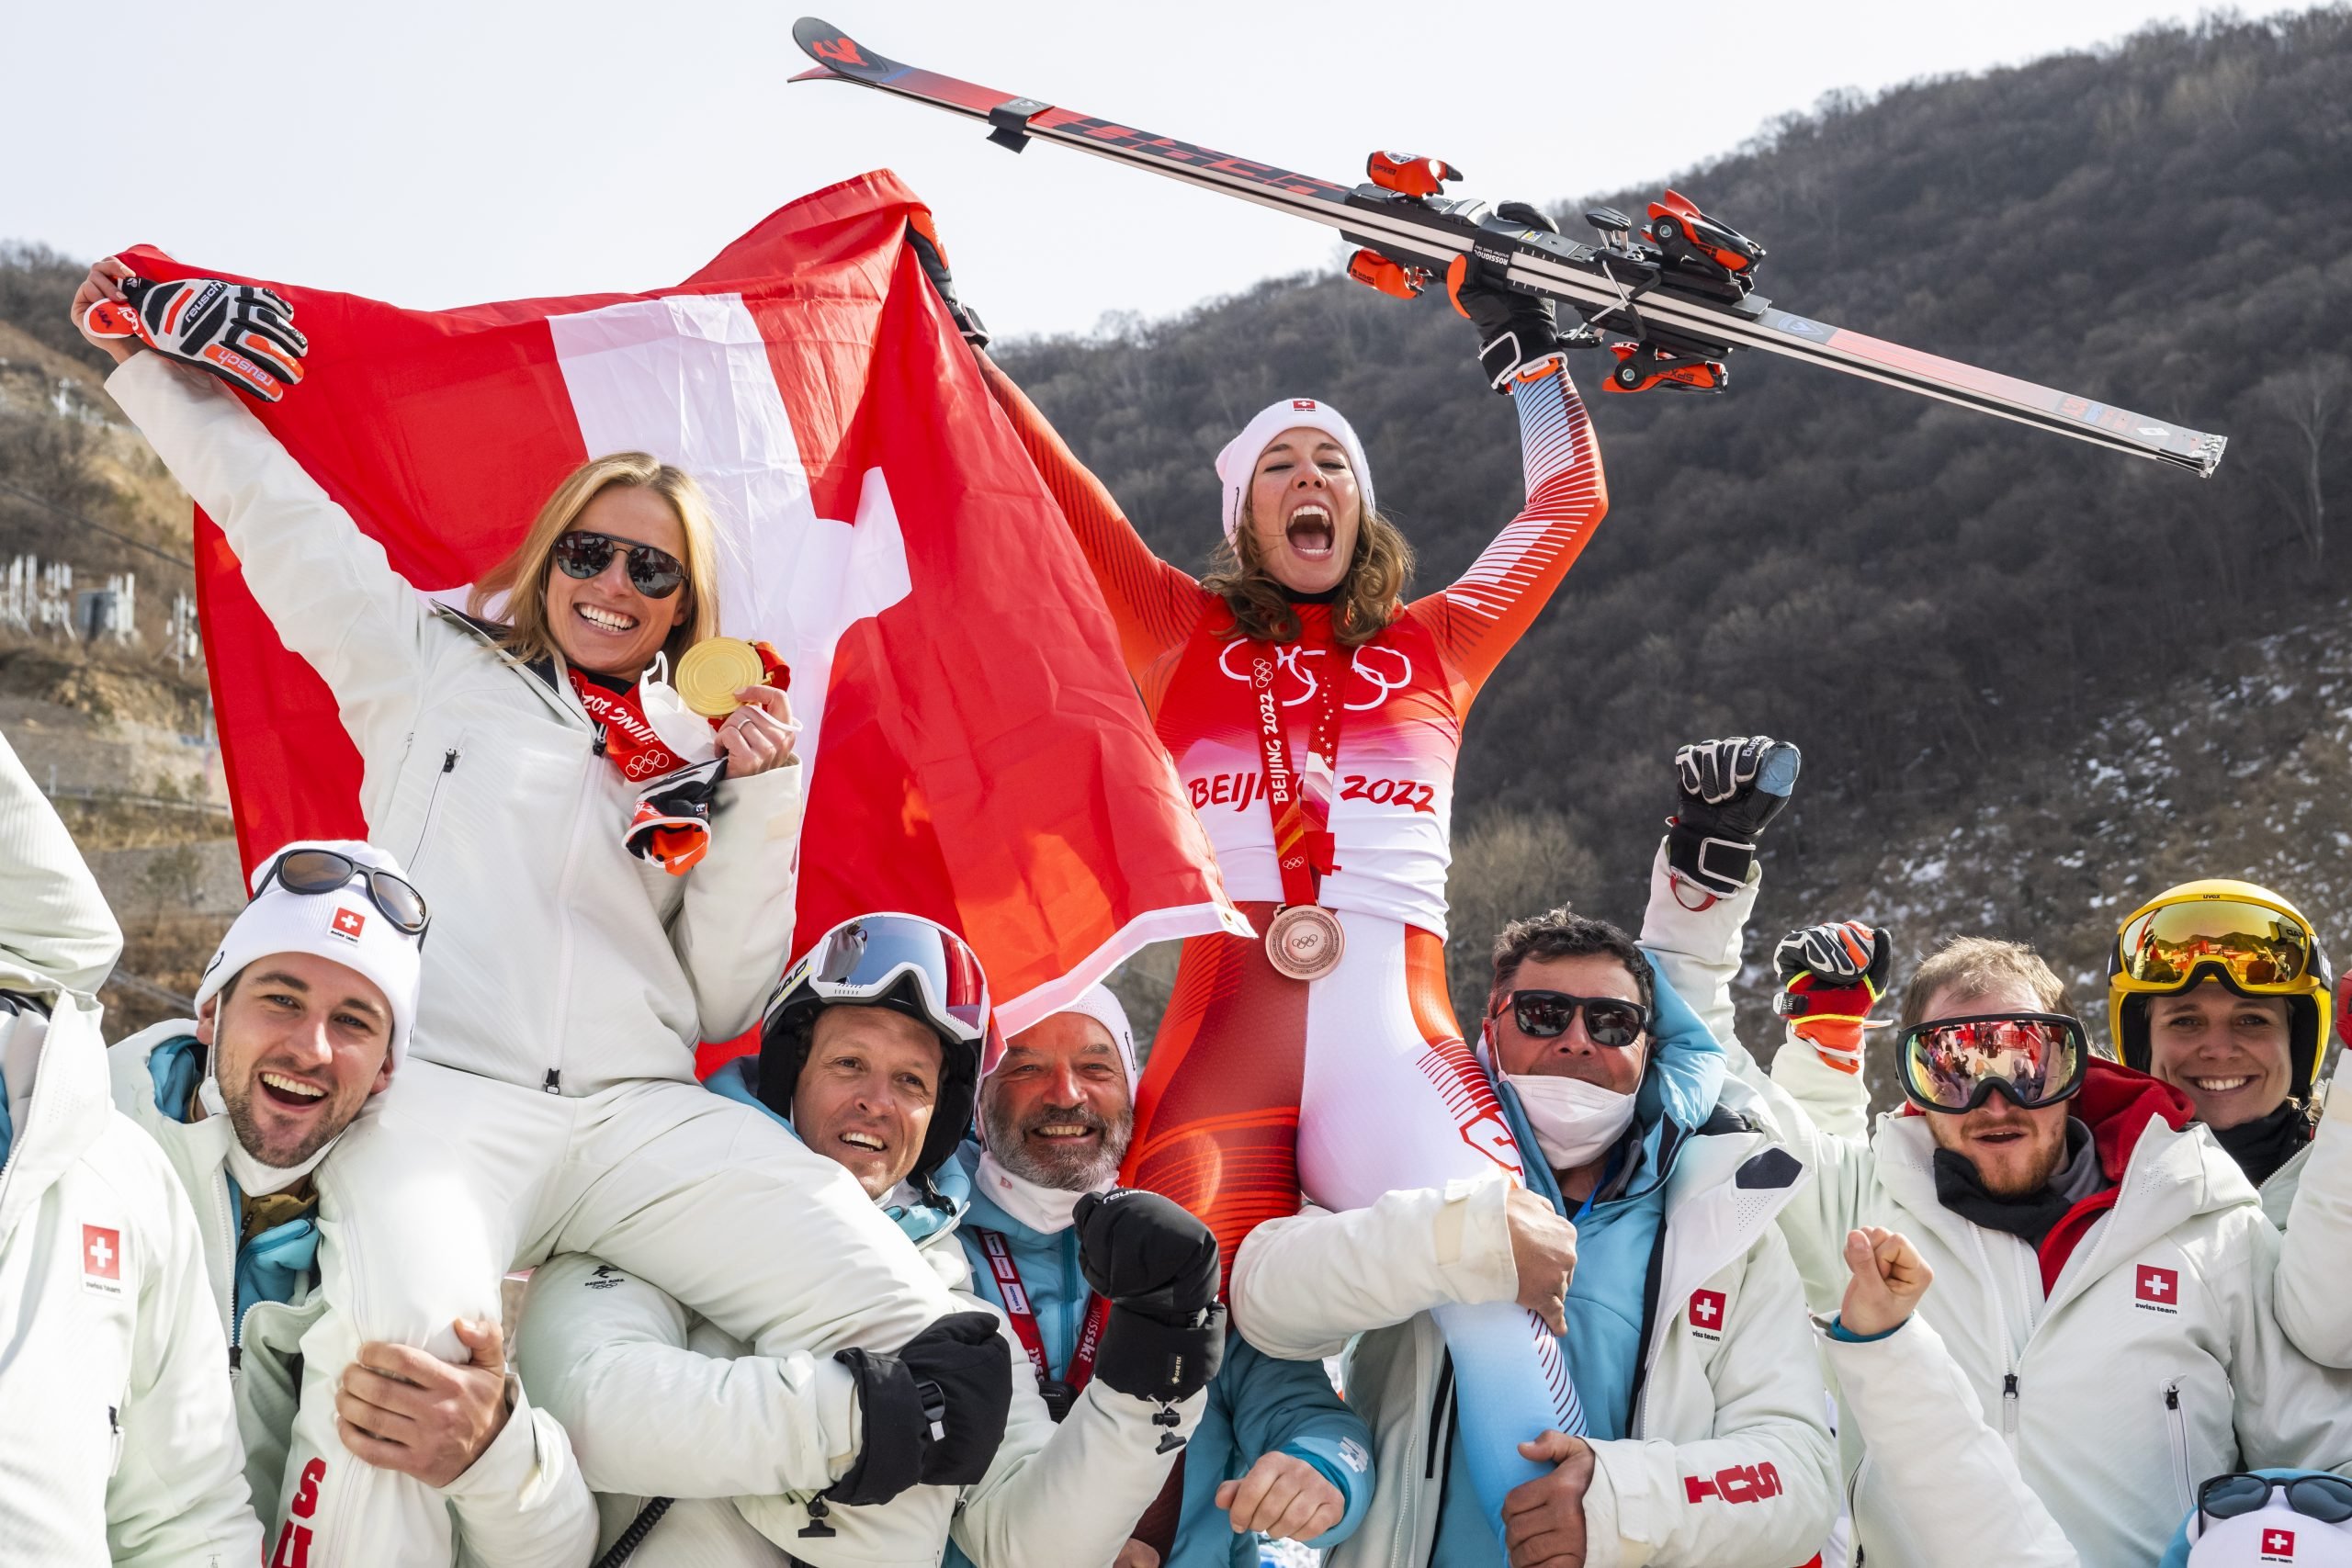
[83,1224,120,1280]
[330,907,367,942]
[2265,1528,2297,1560]
[2137,1266,2178,1304]
[122,174,1238,1052]
[1689,1289,1726,1331]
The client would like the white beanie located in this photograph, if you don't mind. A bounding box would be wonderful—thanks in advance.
[195,840,424,1071]
[1057,982,1139,1089]
[1215,397,1374,542]
[2190,1495,2352,1567]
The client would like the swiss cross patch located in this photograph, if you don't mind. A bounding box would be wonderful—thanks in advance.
[83,1224,122,1295]
[329,907,367,942]
[2264,1527,2297,1561]
[1688,1289,1726,1340]
[2134,1265,2180,1315]
[1291,398,1317,411]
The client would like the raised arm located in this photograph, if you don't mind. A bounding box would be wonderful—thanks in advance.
[973,353,1202,678]
[1414,353,1608,697]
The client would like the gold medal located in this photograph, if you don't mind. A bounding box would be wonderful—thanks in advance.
[1265,904,1344,982]
[675,637,765,717]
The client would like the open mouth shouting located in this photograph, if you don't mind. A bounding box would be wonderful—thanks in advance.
[1284,502,1337,563]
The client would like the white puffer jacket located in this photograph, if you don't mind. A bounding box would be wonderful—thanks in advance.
[106,355,802,1097]
[1227,1100,1837,1568]
[107,1021,598,1568]
[518,1198,1204,1568]
[0,730,262,1567]
[1644,847,2352,1568]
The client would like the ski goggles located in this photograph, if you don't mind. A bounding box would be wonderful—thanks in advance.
[254,848,431,940]
[1498,990,1650,1048]
[551,529,688,599]
[2110,894,2324,998]
[2200,1472,2352,1529]
[1896,1012,2087,1112]
[771,912,990,1048]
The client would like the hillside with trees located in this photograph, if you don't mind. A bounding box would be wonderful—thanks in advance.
[991,9,2352,1080]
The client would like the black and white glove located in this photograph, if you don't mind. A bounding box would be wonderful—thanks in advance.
[1666,736,1800,897]
[84,275,308,402]
[1076,1189,1226,1408]
[823,1310,1012,1506]
[1447,202,1564,390]
[905,213,990,349]
[625,756,727,875]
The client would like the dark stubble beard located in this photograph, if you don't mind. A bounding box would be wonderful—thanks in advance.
[981,1086,1134,1192]
[221,1071,345,1170]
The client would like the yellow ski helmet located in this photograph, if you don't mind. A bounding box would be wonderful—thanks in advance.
[2108,879,2334,1100]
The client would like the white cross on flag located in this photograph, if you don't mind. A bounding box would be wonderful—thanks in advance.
[1689,1289,1726,1336]
[2266,1528,2297,1560]
[83,1224,120,1280]
[2138,1266,2178,1303]
[330,907,367,942]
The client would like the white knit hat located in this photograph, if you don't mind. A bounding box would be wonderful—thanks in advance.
[2189,1492,2352,1567]
[1056,982,1138,1089]
[195,840,425,1071]
[1215,397,1374,541]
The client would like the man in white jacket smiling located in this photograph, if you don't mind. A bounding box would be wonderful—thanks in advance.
[1227,886,1836,1568]
[0,725,263,1567]
[107,840,597,1568]
[1641,756,2352,1568]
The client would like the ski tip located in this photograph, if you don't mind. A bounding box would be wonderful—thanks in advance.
[791,17,902,81]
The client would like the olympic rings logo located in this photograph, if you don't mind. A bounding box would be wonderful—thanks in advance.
[1218,639,1414,710]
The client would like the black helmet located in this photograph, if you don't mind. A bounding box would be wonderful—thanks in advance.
[758,912,995,1201]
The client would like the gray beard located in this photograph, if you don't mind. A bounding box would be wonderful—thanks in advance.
[981,1092,1133,1192]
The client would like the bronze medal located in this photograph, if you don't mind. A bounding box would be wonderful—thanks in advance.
[675,637,765,717]
[1266,903,1344,982]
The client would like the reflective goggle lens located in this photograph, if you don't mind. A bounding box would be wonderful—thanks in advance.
[1509,991,1648,1048]
[805,914,988,1041]
[2118,899,2314,991]
[1899,1014,2084,1112]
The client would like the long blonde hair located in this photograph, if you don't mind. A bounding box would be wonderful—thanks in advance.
[1201,499,1414,648]
[470,453,722,671]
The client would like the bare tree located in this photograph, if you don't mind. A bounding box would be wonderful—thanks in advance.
[2251,354,2352,566]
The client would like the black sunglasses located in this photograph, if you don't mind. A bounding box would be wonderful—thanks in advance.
[2199,1472,2352,1528]
[1499,990,1649,1048]
[256,848,431,942]
[551,529,687,599]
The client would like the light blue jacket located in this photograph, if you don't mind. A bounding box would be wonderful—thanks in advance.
[949,1141,1374,1568]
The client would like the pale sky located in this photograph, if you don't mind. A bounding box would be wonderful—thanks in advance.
[2,0,2300,340]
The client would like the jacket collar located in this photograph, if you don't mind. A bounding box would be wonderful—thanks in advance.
[0,995,110,1245]
[430,604,590,729]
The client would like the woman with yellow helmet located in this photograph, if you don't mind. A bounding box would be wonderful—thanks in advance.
[2108,878,2334,1210]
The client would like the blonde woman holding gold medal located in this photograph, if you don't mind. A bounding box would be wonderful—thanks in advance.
[75,257,986,1567]
[942,205,1616,1540]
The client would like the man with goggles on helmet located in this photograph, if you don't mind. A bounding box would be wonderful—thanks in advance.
[107,840,596,1568]
[518,914,1224,1566]
[2109,880,2333,1213]
[1639,748,2352,1568]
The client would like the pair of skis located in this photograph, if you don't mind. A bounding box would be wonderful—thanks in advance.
[789,17,2226,477]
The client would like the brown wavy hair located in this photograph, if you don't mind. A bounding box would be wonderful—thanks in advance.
[1201,498,1414,648]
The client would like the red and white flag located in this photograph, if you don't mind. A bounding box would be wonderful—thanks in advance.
[125,173,1240,1058]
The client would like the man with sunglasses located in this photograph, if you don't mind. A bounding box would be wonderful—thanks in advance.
[106,841,597,1568]
[0,727,262,1566]
[1644,806,2352,1564]
[1227,904,1835,1568]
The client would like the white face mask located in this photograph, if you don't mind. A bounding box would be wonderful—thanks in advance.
[1507,1072,1638,1173]
[974,1148,1108,1235]
[199,1073,343,1196]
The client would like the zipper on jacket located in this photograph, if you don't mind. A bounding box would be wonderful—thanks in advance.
[107,1404,124,1476]
[1425,1352,1454,1479]
[407,744,463,874]
[2001,1373,2020,1440]
[543,1069,562,1095]
[216,1173,241,1370]
[544,738,600,1092]
[2164,1381,2193,1509]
